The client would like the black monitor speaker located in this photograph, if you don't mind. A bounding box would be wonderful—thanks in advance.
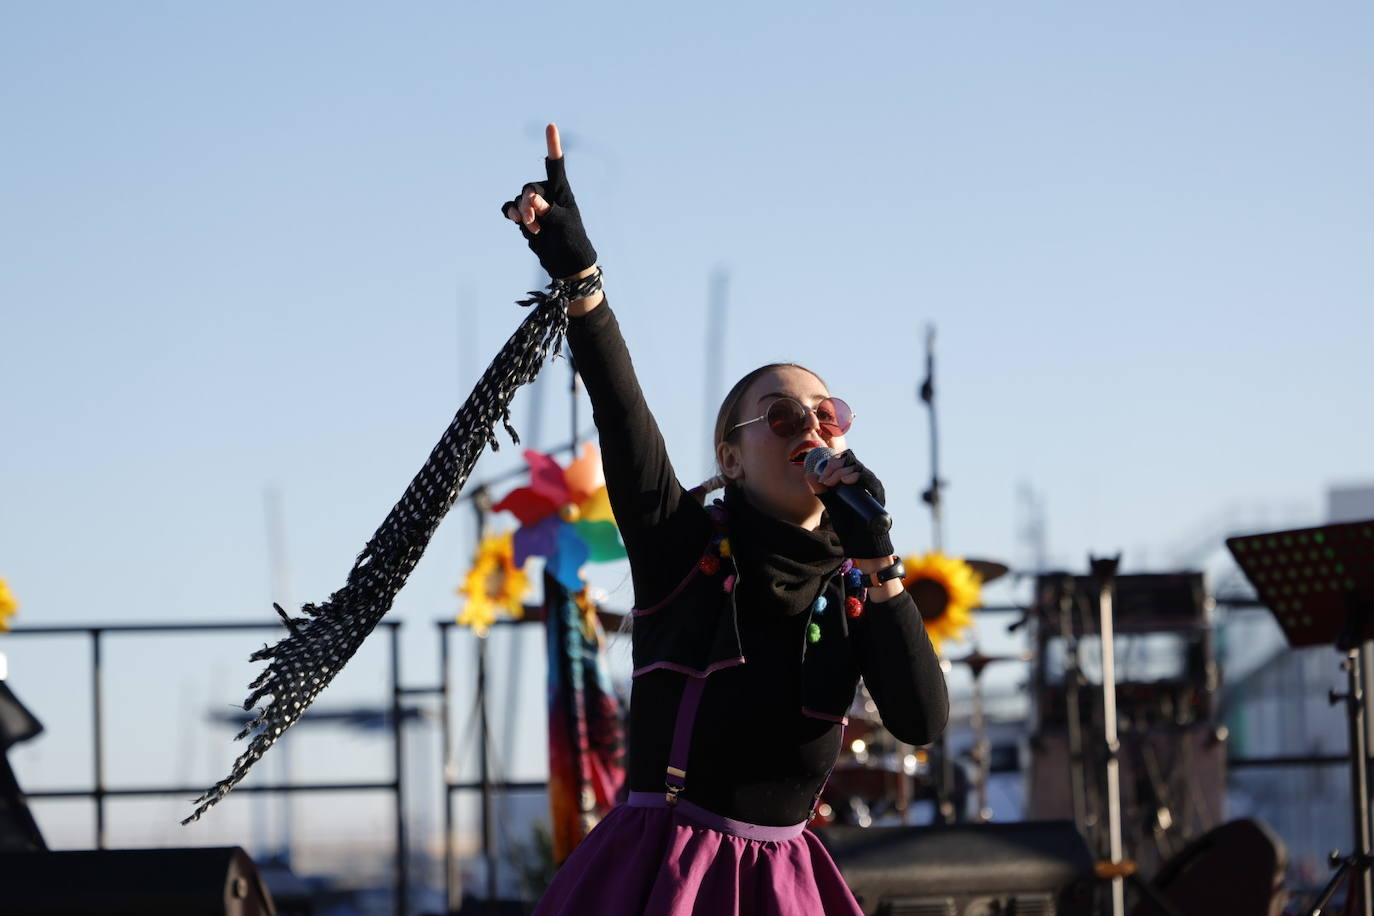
[0,845,276,915]
[1130,818,1287,916]
[816,820,1095,916]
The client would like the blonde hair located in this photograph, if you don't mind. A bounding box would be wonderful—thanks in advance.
[689,362,828,503]
[688,474,728,503]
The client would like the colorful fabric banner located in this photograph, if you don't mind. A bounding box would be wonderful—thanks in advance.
[543,571,626,864]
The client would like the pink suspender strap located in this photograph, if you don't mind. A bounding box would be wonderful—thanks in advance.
[664,675,706,805]
[808,719,847,820]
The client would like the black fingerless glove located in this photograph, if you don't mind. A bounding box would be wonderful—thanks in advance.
[818,450,895,559]
[500,157,598,280]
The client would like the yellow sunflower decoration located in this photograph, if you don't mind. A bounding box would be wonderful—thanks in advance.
[0,577,18,632]
[456,533,530,637]
[901,552,982,653]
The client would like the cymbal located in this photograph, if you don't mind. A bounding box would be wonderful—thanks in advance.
[947,648,1031,678]
[965,558,1010,585]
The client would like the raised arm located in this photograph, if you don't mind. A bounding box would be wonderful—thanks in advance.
[500,125,707,604]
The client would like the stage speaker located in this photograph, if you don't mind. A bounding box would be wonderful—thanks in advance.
[1027,725,1225,878]
[817,820,1094,916]
[1130,818,1287,916]
[0,845,276,915]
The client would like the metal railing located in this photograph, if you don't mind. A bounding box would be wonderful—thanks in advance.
[4,616,578,915]
[6,620,419,914]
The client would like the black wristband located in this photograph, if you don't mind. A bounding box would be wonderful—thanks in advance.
[516,267,603,310]
[859,558,905,589]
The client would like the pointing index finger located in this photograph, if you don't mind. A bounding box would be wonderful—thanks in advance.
[545,123,563,160]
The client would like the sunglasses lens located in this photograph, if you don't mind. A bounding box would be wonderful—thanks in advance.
[817,398,853,436]
[765,398,808,437]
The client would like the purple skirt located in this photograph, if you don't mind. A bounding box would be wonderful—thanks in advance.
[531,792,864,916]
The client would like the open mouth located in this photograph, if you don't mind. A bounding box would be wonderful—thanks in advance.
[788,441,824,465]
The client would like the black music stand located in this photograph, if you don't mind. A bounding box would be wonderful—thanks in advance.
[1227,519,1374,916]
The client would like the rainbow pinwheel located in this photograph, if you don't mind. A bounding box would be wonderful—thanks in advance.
[492,443,626,590]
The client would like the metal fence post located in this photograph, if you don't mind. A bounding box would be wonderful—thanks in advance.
[390,623,408,916]
[90,628,105,850]
[439,622,455,913]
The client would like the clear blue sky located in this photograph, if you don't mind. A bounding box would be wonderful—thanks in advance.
[3,1,1371,855]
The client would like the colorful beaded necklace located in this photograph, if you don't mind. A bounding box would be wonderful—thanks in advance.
[698,499,867,645]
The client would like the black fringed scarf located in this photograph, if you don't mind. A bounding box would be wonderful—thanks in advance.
[183,272,601,824]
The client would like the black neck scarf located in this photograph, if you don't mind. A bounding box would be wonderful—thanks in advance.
[722,484,844,619]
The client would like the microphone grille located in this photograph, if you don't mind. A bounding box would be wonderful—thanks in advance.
[803,446,836,476]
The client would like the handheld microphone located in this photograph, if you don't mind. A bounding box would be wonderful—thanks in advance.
[803,447,893,537]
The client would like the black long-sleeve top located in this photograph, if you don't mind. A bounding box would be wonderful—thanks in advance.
[566,301,948,826]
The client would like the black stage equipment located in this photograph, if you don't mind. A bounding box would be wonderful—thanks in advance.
[1034,573,1209,635]
[0,680,43,748]
[816,820,1095,916]
[1027,568,1223,885]
[1029,571,1217,731]
[0,679,46,852]
[0,755,44,853]
[0,846,276,915]
[1129,818,1287,916]
[1227,520,1374,916]
[1027,726,1226,859]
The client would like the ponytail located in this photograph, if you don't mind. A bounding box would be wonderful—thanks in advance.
[688,473,727,504]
